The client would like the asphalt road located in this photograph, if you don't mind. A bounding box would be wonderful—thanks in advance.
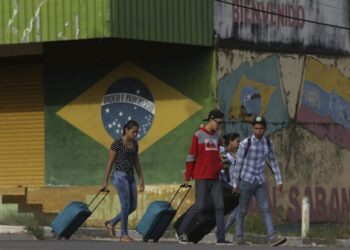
[0,240,345,250]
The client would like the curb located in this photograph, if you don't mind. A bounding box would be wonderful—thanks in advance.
[335,239,350,248]
[0,225,35,240]
[0,225,349,247]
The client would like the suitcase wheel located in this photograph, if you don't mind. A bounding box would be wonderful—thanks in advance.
[143,238,148,242]
[153,238,159,243]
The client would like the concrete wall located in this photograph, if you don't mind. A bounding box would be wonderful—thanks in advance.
[217,49,350,222]
[214,0,350,54]
[1,39,217,227]
[3,41,350,225]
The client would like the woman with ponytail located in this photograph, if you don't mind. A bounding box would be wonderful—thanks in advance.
[101,120,145,242]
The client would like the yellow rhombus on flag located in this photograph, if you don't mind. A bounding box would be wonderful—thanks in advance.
[229,75,276,120]
[57,61,202,153]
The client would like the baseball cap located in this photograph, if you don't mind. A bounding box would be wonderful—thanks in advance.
[252,115,267,126]
[203,109,224,121]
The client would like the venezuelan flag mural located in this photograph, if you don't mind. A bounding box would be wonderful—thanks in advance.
[216,51,350,223]
[297,58,350,150]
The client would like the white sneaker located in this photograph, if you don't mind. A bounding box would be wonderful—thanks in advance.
[176,233,188,244]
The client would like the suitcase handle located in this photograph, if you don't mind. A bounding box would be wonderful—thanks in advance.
[88,190,110,213]
[168,184,192,211]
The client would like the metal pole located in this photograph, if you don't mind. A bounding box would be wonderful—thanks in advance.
[301,196,310,238]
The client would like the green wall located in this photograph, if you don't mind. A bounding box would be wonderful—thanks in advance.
[111,0,213,46]
[44,39,216,186]
[0,0,213,47]
[0,0,110,44]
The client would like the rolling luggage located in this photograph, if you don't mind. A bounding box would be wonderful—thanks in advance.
[173,182,239,243]
[136,185,191,242]
[174,205,215,243]
[51,190,109,239]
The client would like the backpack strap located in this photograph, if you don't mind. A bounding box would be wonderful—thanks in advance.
[243,137,251,160]
[240,136,272,179]
[266,137,271,150]
[239,137,251,180]
[243,136,272,160]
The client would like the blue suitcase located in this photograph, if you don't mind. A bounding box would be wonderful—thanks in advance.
[51,190,109,239]
[136,185,191,242]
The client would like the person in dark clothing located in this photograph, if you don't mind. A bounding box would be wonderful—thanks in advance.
[176,109,232,245]
[220,133,240,233]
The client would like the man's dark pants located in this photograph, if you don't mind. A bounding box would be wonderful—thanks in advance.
[178,179,225,241]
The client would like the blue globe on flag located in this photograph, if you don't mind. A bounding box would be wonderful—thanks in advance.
[240,86,262,117]
[101,77,155,141]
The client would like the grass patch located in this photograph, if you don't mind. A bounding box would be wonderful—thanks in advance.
[225,213,266,236]
[307,222,350,240]
[0,211,50,240]
[25,224,45,240]
[226,209,350,242]
[245,213,266,235]
[0,211,35,226]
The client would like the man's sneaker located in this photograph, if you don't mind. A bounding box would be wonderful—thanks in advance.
[235,238,248,245]
[216,239,233,245]
[176,233,188,244]
[269,237,287,246]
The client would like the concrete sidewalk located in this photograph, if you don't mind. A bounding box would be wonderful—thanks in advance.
[0,225,35,240]
[0,225,350,248]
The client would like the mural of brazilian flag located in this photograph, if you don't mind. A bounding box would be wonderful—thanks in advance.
[44,40,215,186]
[101,77,155,141]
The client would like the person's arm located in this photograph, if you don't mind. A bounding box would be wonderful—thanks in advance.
[267,141,283,194]
[102,150,116,191]
[135,154,145,192]
[184,135,198,185]
[228,156,236,187]
[231,141,246,192]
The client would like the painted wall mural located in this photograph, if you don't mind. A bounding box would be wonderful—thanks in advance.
[56,61,201,153]
[297,58,350,150]
[101,77,155,141]
[44,40,215,186]
[217,50,350,222]
[218,55,289,138]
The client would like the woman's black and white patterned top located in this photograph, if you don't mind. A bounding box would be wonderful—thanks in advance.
[110,138,138,175]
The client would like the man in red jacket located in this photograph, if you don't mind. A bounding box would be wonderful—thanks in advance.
[176,109,231,245]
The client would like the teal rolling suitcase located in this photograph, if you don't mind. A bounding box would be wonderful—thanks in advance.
[136,185,191,242]
[51,190,109,239]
